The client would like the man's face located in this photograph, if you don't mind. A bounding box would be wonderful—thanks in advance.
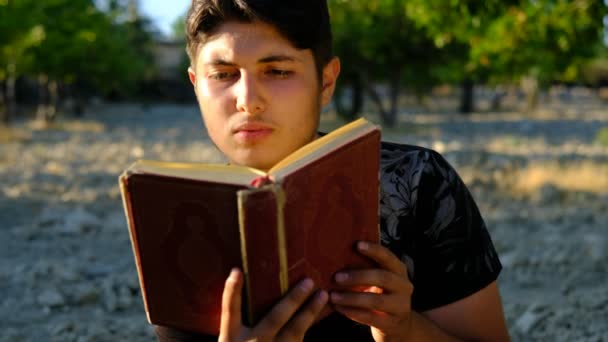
[189,21,339,171]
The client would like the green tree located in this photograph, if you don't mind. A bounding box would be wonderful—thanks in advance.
[405,0,607,112]
[171,13,186,40]
[27,0,111,122]
[470,0,607,111]
[330,0,444,126]
[405,0,510,113]
[1,0,158,124]
[171,14,193,92]
[0,0,45,124]
[329,0,368,122]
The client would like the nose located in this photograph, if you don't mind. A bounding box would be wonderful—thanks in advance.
[235,72,266,115]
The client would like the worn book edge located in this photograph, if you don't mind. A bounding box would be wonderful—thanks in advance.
[274,185,288,295]
[236,187,253,324]
[269,118,379,180]
[237,184,288,325]
[126,161,265,186]
[118,172,152,322]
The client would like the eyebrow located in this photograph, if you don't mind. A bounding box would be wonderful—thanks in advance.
[205,54,300,66]
[205,59,235,67]
[258,55,299,64]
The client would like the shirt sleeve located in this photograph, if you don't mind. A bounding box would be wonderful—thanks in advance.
[408,149,502,312]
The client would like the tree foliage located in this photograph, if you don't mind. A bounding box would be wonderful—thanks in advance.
[330,0,444,125]
[329,0,608,118]
[0,0,44,81]
[470,0,605,84]
[2,0,606,124]
[0,0,157,123]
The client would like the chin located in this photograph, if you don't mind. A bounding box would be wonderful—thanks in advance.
[247,160,275,172]
[231,145,294,171]
[232,154,277,171]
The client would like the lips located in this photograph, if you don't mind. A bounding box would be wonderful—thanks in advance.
[233,122,274,142]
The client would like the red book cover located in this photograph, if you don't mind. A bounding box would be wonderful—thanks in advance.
[121,175,246,333]
[119,118,381,335]
[281,130,380,304]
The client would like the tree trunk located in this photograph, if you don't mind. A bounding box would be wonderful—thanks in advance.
[36,74,49,124]
[366,84,388,124]
[65,84,85,117]
[491,88,505,111]
[0,80,7,125]
[6,63,18,125]
[526,89,539,113]
[334,74,363,121]
[521,76,539,113]
[46,79,59,124]
[385,72,401,128]
[414,89,427,106]
[459,78,474,114]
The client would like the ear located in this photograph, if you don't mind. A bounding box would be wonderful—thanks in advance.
[320,57,341,107]
[188,66,197,87]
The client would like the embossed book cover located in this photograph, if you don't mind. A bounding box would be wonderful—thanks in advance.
[119,118,380,335]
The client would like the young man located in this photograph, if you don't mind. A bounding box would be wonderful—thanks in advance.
[155,1,510,341]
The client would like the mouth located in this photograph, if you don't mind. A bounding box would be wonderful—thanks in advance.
[233,122,274,142]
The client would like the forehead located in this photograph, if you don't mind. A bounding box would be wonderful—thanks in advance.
[197,21,309,62]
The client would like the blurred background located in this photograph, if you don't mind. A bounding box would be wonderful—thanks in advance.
[1,0,607,340]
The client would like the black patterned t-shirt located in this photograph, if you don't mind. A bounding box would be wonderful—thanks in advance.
[155,141,503,342]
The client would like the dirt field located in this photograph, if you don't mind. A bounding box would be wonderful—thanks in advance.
[1,94,607,341]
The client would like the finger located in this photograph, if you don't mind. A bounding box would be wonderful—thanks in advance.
[277,290,329,340]
[334,269,412,294]
[357,242,408,277]
[252,278,315,337]
[219,268,243,339]
[333,304,398,331]
[329,291,407,315]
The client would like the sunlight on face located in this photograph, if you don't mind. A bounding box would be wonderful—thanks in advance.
[190,21,328,171]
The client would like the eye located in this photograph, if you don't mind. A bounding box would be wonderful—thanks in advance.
[266,69,293,79]
[208,71,239,81]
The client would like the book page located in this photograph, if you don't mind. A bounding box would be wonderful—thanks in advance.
[268,118,379,180]
[128,160,266,186]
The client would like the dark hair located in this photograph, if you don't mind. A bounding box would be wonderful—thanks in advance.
[186,0,333,80]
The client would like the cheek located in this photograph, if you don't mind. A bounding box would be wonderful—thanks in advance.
[276,82,320,128]
[200,113,222,147]
[197,81,231,118]
[197,78,219,98]
[196,83,232,143]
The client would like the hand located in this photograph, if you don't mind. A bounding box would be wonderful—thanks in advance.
[219,268,328,342]
[329,242,414,342]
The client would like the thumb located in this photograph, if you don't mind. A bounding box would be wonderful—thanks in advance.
[219,268,244,340]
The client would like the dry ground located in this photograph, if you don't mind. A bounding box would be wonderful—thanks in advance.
[1,93,607,341]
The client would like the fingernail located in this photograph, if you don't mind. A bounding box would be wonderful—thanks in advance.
[358,241,369,251]
[228,268,240,281]
[330,292,342,302]
[335,272,348,282]
[317,290,328,304]
[299,278,314,292]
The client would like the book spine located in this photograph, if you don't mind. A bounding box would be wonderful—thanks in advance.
[237,190,254,324]
[274,185,288,294]
[237,185,286,326]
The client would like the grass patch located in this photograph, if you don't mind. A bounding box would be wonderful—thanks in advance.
[28,119,105,133]
[318,111,438,139]
[597,127,608,147]
[0,125,31,143]
[381,122,438,137]
[511,162,608,194]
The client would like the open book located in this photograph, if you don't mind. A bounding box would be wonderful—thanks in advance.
[119,118,381,334]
